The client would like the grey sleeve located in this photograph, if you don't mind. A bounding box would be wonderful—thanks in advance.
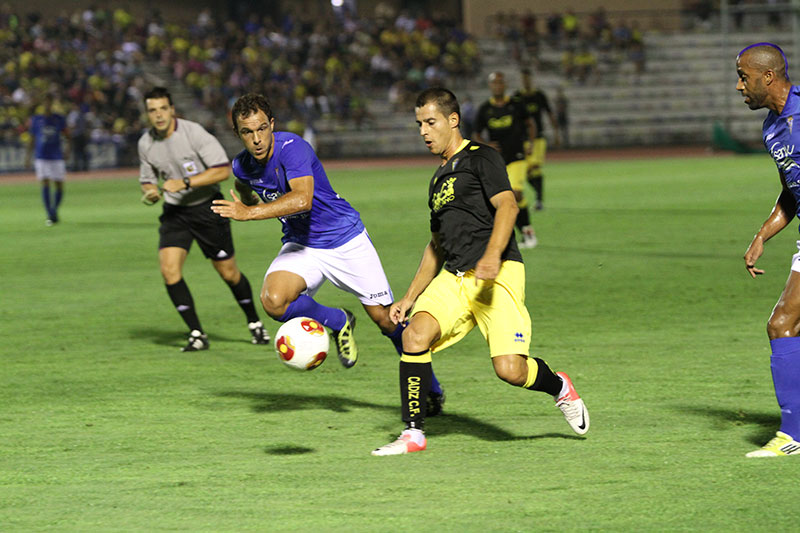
[189,123,229,169]
[138,137,158,185]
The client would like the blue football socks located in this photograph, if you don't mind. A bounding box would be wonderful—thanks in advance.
[280,294,346,331]
[41,185,53,219]
[769,337,800,439]
[54,187,63,215]
[384,323,405,355]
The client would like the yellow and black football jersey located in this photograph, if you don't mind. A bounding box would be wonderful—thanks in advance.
[513,89,551,139]
[474,97,529,164]
[428,140,523,274]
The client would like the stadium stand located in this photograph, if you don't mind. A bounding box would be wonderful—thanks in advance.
[0,4,794,169]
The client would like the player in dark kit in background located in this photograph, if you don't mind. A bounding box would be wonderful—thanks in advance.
[26,94,70,226]
[211,93,445,412]
[738,43,800,457]
[514,67,561,211]
[371,88,589,456]
[138,87,270,352]
[474,71,539,248]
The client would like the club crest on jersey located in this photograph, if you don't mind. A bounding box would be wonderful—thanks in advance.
[182,160,199,176]
[432,176,457,211]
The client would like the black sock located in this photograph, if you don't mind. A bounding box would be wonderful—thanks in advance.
[228,274,260,323]
[526,357,562,396]
[528,175,543,202]
[516,207,531,230]
[400,358,432,430]
[166,279,203,332]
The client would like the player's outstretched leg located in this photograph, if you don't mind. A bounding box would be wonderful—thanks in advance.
[554,371,589,435]
[746,431,800,457]
[333,308,358,368]
[517,357,589,435]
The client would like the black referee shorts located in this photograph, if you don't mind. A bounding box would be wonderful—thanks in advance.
[158,193,235,260]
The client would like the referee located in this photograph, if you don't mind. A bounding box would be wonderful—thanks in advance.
[138,87,269,352]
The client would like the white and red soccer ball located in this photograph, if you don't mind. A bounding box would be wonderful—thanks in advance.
[275,317,330,370]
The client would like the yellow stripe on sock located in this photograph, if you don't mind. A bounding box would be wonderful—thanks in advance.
[523,357,539,388]
[400,351,432,364]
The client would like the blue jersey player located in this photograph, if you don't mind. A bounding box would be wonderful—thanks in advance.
[212,94,444,410]
[739,42,800,457]
[26,94,69,225]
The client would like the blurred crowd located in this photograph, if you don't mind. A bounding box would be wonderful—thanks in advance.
[0,3,481,169]
[150,5,480,130]
[0,5,148,167]
[489,8,646,84]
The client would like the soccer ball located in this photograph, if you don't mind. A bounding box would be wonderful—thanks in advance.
[275,317,330,371]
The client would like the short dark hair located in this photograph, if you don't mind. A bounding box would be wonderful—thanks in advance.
[143,87,173,106]
[231,93,274,131]
[415,87,460,120]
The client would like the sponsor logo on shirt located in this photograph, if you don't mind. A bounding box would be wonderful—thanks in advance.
[770,141,800,173]
[488,114,513,130]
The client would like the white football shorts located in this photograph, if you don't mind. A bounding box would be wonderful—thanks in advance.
[266,229,394,306]
[34,159,66,182]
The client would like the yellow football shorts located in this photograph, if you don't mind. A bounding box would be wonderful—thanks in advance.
[525,138,547,168]
[411,260,531,357]
[506,159,527,192]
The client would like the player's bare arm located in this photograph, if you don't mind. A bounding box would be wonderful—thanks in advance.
[212,175,314,221]
[474,190,518,281]
[234,179,260,206]
[745,173,796,278]
[390,235,445,324]
[161,165,230,193]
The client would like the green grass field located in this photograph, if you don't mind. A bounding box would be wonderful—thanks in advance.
[3,153,800,531]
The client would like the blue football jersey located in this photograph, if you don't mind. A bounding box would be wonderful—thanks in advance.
[232,132,364,248]
[30,114,67,160]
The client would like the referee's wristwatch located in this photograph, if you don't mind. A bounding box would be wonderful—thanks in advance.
[183,177,191,189]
